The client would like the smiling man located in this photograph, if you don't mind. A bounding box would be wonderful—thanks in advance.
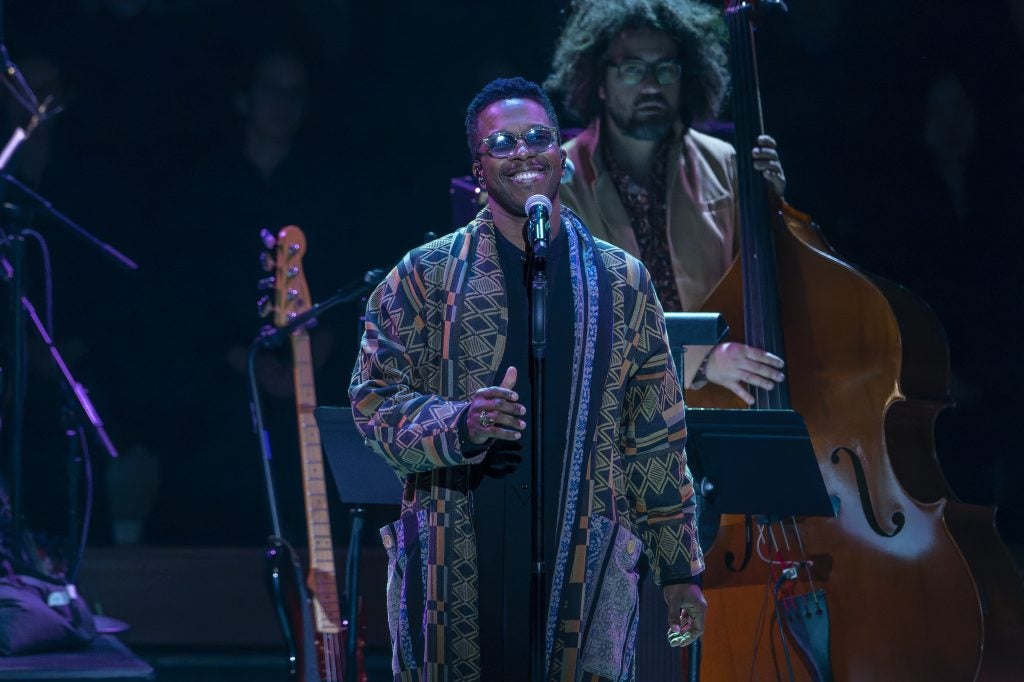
[350,77,705,680]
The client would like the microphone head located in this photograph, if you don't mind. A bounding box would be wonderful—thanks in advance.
[524,194,552,215]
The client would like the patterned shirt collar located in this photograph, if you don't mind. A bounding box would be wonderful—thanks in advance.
[600,135,683,311]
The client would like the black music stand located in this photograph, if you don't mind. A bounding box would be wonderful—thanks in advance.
[662,314,834,682]
[314,405,401,675]
[681,408,835,682]
[683,408,835,520]
[315,406,402,508]
[664,311,730,352]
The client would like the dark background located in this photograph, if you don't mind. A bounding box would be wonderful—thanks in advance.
[1,0,1022,562]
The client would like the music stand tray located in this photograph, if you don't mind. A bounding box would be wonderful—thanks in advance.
[684,408,835,519]
[664,311,729,348]
[314,406,402,507]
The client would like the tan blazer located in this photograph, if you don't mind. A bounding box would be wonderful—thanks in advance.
[560,119,740,386]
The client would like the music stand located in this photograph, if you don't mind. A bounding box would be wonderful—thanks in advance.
[662,314,833,682]
[683,408,835,520]
[681,408,836,682]
[664,311,730,350]
[315,406,402,507]
[314,405,401,675]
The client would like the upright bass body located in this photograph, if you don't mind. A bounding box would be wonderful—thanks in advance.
[868,248,1024,680]
[689,202,986,681]
[682,3,1003,678]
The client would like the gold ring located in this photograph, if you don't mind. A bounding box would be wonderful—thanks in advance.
[478,411,494,428]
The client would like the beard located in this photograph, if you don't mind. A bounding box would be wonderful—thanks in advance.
[607,95,675,141]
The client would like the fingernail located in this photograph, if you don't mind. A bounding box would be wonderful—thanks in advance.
[513,432,521,439]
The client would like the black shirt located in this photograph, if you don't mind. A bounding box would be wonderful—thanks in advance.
[473,223,574,678]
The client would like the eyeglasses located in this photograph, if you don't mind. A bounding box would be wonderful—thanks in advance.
[478,125,559,158]
[609,60,683,86]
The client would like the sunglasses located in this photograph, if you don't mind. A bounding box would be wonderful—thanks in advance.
[478,125,559,158]
[609,60,683,86]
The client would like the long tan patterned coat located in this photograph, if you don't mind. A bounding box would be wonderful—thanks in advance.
[350,207,703,681]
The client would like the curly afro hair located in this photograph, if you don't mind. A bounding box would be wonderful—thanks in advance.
[545,0,729,129]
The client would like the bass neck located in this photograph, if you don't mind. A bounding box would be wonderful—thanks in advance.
[290,329,342,636]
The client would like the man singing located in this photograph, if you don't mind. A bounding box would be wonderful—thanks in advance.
[350,77,704,681]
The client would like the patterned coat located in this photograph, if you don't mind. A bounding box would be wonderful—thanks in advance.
[350,207,703,681]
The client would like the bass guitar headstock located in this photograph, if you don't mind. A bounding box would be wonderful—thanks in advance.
[257,225,313,330]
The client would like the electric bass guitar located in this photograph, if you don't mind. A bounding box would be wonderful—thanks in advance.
[259,225,362,681]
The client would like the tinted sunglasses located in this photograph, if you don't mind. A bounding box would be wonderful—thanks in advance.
[478,125,559,158]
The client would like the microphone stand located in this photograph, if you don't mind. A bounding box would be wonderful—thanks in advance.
[0,67,134,570]
[526,217,549,682]
[254,268,384,350]
[1,174,137,272]
[1,248,120,572]
[2,220,27,563]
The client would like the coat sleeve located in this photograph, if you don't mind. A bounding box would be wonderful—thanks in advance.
[621,274,705,586]
[348,253,482,477]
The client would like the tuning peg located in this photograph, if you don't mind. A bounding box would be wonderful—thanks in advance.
[286,265,299,279]
[259,251,275,272]
[258,276,275,291]
[260,228,276,250]
[257,295,273,318]
[287,288,299,301]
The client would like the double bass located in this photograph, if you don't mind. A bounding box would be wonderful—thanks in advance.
[687,2,1024,679]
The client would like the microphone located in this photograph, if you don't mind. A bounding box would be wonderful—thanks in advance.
[524,194,552,255]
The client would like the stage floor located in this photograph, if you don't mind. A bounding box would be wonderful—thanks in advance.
[135,645,392,682]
